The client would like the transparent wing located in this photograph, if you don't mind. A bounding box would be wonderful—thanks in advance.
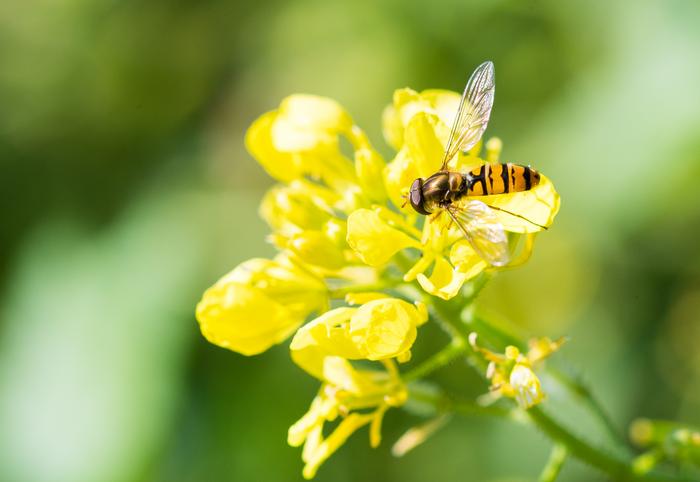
[440,61,495,170]
[446,200,509,266]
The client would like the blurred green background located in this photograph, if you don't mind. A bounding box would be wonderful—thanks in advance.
[1,0,700,481]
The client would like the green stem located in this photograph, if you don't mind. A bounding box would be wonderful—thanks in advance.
[528,406,633,478]
[538,444,568,482]
[468,313,626,447]
[403,340,467,383]
[429,301,489,374]
[429,299,693,482]
[469,312,625,447]
[547,366,627,448]
[407,384,516,420]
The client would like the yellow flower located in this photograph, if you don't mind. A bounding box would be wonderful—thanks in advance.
[285,297,425,476]
[288,356,407,479]
[259,181,337,236]
[246,94,374,193]
[382,88,459,151]
[196,255,328,355]
[346,208,421,266]
[198,74,566,478]
[346,88,559,299]
[246,89,558,303]
[272,94,353,152]
[290,297,428,379]
[469,334,566,409]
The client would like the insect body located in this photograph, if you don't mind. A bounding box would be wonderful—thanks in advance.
[407,61,545,266]
[410,163,541,216]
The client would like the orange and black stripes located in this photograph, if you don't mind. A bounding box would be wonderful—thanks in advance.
[466,163,540,196]
[410,163,542,215]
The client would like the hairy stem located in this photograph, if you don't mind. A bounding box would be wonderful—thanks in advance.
[403,340,467,383]
[407,384,517,420]
[547,366,627,448]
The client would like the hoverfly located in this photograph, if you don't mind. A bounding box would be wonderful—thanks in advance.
[407,61,545,267]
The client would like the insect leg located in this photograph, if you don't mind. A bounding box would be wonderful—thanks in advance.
[484,204,548,230]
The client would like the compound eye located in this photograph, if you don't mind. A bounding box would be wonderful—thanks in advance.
[410,184,422,207]
[409,178,429,215]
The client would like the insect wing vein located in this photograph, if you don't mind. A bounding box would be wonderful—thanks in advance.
[440,61,495,170]
[446,201,509,266]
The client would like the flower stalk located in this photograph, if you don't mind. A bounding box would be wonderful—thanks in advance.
[538,444,568,482]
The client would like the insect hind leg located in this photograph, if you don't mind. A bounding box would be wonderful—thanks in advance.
[485,204,548,230]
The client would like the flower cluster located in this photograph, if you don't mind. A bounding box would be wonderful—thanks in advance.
[469,334,566,408]
[629,418,700,474]
[196,86,560,477]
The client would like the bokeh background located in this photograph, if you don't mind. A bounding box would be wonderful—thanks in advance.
[1,0,700,481]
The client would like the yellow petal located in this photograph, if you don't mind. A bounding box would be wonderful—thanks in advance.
[289,395,325,447]
[385,88,458,155]
[473,174,560,233]
[509,363,545,409]
[260,184,334,235]
[344,292,391,305]
[383,148,420,209]
[348,298,426,360]
[196,282,299,356]
[404,112,447,178]
[290,307,361,380]
[301,425,323,464]
[369,405,389,448]
[450,149,484,172]
[291,297,427,377]
[272,116,335,152]
[419,90,461,127]
[392,414,450,457]
[396,350,412,363]
[355,147,387,203]
[280,94,353,135]
[449,240,489,276]
[382,112,449,209]
[505,233,536,268]
[393,88,427,126]
[302,413,373,479]
[416,256,476,300]
[321,356,372,394]
[323,218,347,246]
[484,137,502,162]
[382,104,403,150]
[346,209,420,266]
[288,230,347,270]
[245,111,301,182]
[272,94,352,152]
[227,257,328,320]
[403,253,435,282]
[526,336,567,365]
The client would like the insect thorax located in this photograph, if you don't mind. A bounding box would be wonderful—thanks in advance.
[421,171,466,211]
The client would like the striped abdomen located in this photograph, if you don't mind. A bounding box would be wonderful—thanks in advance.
[466,163,540,196]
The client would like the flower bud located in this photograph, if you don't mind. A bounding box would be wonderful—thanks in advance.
[196,257,327,355]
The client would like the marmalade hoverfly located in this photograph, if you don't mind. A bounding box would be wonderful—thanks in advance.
[407,61,545,267]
